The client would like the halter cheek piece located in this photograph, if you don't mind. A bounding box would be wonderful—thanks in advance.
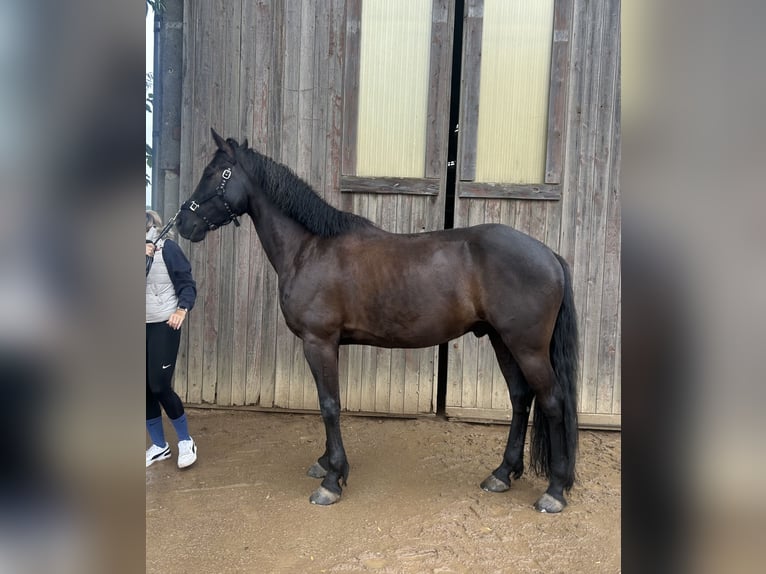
[181,167,241,230]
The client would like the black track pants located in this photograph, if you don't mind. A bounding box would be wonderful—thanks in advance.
[146,322,184,420]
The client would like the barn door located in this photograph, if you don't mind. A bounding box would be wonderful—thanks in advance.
[446,0,622,429]
[336,0,455,415]
[447,0,572,423]
[172,0,620,427]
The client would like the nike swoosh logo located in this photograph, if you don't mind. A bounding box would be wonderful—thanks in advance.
[162,364,173,369]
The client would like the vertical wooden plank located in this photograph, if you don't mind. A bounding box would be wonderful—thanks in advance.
[612,287,621,415]
[446,338,463,415]
[457,0,483,181]
[297,0,317,181]
[528,201,550,244]
[544,0,573,184]
[301,0,329,411]
[259,0,285,408]
[424,0,450,178]
[215,229,235,406]
[182,0,206,405]
[608,57,621,419]
[239,1,256,140]
[460,336,479,410]
[596,10,620,414]
[245,245,271,405]
[281,0,302,169]
[401,348,418,413]
[288,0,316,408]
[418,346,436,414]
[244,0,274,407]
[375,347,393,413]
[259,265,280,408]
[572,0,606,416]
[345,344,363,412]
[199,0,224,405]
[328,0,349,410]
[341,0,361,175]
[216,0,243,406]
[231,231,254,405]
[173,0,196,403]
[274,322,293,409]
[545,191,563,253]
[338,345,349,409]
[557,0,588,265]
[227,0,255,406]
[558,0,592,413]
[268,0,285,160]
[312,2,331,192]
[273,0,302,408]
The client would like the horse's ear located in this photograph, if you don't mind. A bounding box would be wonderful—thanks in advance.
[242,138,249,149]
[211,128,235,160]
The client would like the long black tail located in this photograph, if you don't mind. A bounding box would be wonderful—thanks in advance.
[530,254,580,491]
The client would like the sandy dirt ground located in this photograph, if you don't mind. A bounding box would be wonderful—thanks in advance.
[146,408,621,573]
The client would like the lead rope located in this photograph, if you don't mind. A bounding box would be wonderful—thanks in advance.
[146,210,181,277]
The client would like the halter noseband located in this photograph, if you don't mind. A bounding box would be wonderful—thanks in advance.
[181,167,241,230]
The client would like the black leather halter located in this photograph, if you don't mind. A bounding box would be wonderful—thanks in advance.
[180,167,241,230]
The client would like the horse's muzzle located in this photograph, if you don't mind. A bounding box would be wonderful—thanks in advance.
[175,213,207,242]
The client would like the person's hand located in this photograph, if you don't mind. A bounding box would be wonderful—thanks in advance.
[167,308,187,330]
[146,243,156,257]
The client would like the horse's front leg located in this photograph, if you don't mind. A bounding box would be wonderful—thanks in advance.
[302,337,349,505]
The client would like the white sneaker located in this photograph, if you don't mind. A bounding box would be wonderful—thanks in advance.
[146,442,171,468]
[178,438,197,469]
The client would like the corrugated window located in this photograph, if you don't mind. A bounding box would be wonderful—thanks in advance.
[475,0,554,184]
[356,0,432,177]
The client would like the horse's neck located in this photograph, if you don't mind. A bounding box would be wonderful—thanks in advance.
[245,170,310,276]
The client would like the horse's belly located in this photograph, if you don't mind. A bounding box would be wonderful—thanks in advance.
[341,303,476,348]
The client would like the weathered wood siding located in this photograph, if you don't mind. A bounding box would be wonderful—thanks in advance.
[163,0,620,427]
[447,0,621,427]
[173,0,443,415]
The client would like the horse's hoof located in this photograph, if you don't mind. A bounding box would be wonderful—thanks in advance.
[533,493,566,513]
[480,474,510,493]
[306,462,327,478]
[309,486,341,505]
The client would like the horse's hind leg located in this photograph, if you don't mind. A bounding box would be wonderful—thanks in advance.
[480,332,534,493]
[514,349,570,513]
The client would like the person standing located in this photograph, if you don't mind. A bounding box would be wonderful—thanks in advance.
[145,210,198,469]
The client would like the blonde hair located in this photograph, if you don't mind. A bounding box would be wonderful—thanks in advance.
[146,209,175,239]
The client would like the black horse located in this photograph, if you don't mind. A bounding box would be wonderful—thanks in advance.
[176,129,579,513]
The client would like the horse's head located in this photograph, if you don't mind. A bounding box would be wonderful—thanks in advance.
[176,128,250,242]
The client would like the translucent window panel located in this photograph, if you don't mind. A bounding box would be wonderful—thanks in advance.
[356,0,432,177]
[474,0,554,184]
[622,0,648,128]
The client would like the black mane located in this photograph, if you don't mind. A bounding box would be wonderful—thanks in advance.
[235,145,374,238]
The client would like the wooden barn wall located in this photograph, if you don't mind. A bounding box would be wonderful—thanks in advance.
[172,0,441,416]
[446,0,621,428]
[167,0,621,427]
